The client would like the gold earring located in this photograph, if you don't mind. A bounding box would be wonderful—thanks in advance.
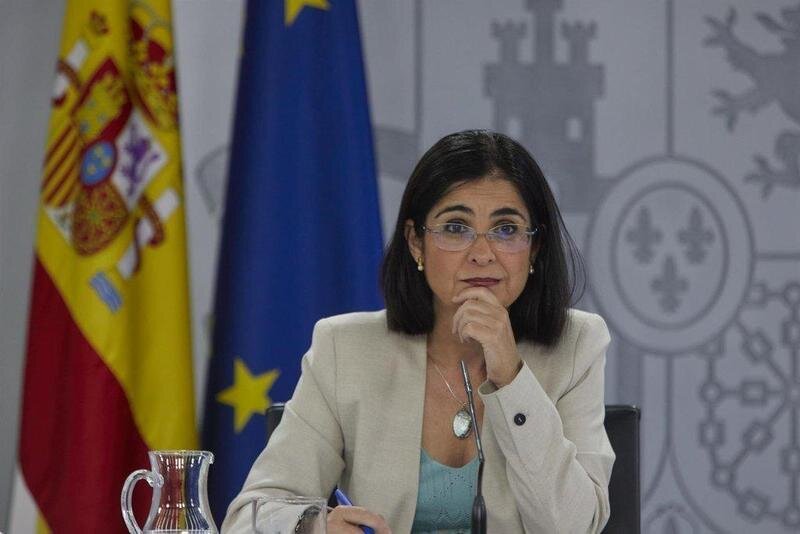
[417,257,424,272]
[529,263,534,275]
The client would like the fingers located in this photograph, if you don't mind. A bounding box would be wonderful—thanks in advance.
[450,286,520,386]
[452,292,508,342]
[452,300,492,330]
[327,506,392,534]
[452,306,503,343]
[451,288,503,335]
[327,520,363,534]
[459,317,495,345]
[452,285,501,305]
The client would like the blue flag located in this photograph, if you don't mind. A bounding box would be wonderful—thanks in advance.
[202,0,383,522]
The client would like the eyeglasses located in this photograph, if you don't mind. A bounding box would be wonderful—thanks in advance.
[422,223,544,253]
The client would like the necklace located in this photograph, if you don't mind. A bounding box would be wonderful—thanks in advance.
[430,359,473,439]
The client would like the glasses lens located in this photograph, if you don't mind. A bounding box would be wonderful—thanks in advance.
[430,223,474,251]
[489,224,530,253]
[427,223,537,252]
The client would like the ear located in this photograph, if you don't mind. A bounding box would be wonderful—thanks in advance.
[405,219,423,261]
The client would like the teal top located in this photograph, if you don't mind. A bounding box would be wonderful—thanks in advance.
[410,449,479,534]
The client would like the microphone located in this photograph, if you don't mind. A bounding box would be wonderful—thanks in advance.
[460,360,487,534]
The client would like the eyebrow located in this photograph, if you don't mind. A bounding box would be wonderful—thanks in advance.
[492,207,527,219]
[433,204,527,219]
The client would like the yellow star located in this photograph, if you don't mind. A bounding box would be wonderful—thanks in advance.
[216,358,280,433]
[285,0,329,26]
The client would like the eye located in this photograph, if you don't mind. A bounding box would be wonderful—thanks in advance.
[442,222,470,234]
[493,223,519,237]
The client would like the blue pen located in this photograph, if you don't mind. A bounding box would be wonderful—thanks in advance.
[334,488,376,534]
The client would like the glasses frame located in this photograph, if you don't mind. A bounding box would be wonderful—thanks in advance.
[421,222,544,253]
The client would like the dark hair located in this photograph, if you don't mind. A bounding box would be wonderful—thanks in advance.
[381,129,584,346]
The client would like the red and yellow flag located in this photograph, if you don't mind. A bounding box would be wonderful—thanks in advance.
[15,1,196,531]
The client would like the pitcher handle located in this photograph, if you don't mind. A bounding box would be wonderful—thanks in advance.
[121,468,163,534]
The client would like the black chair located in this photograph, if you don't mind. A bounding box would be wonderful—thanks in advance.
[265,402,285,443]
[602,404,641,534]
[266,403,640,533]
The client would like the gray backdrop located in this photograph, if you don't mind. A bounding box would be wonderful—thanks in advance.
[0,0,65,529]
[362,2,800,531]
[2,1,799,532]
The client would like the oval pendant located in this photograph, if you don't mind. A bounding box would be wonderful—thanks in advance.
[453,407,473,439]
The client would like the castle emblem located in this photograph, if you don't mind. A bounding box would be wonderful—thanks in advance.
[42,4,181,310]
[485,0,607,212]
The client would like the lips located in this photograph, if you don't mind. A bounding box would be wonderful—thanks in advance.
[463,278,500,287]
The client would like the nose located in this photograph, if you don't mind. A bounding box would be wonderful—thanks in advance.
[467,233,496,265]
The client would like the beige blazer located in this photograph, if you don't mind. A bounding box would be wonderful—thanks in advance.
[222,309,615,533]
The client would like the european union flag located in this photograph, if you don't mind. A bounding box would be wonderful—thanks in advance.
[202,0,383,522]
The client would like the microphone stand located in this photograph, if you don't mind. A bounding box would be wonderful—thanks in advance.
[460,360,486,534]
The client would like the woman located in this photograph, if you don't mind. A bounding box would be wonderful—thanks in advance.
[222,130,615,533]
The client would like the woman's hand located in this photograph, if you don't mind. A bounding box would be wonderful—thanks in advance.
[327,505,391,534]
[452,286,522,388]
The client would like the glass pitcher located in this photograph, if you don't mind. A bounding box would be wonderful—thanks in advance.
[121,450,218,534]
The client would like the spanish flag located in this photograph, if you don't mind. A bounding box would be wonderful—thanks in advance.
[12,1,196,532]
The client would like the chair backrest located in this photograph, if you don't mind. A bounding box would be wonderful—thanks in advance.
[602,404,641,534]
[265,403,640,533]
[266,402,285,442]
